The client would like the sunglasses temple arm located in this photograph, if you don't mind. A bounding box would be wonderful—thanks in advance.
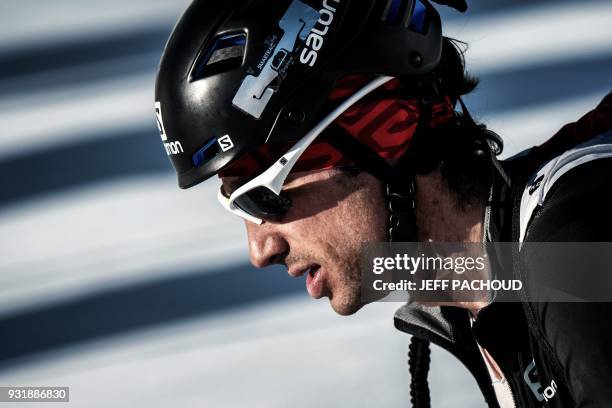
[270,75,396,189]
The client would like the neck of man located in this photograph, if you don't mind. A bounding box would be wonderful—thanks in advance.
[414,169,489,316]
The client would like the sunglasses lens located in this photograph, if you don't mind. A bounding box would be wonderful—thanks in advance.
[233,186,292,220]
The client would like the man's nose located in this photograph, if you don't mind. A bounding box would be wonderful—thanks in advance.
[245,221,289,268]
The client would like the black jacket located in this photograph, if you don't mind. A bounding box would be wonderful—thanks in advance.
[394,93,612,407]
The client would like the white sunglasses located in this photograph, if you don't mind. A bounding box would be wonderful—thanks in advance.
[218,75,395,224]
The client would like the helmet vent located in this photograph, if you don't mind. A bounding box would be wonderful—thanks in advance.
[408,0,428,33]
[381,0,428,33]
[381,0,411,25]
[192,33,247,80]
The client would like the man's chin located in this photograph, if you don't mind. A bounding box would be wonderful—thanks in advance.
[329,296,366,316]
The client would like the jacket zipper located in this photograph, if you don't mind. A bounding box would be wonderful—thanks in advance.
[395,317,502,408]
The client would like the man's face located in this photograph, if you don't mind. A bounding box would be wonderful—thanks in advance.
[223,168,388,315]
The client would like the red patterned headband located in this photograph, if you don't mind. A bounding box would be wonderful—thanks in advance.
[220,75,455,178]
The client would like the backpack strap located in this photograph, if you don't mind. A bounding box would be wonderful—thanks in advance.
[518,129,612,244]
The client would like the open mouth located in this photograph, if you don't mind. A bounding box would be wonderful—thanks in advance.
[308,264,321,279]
[305,264,324,299]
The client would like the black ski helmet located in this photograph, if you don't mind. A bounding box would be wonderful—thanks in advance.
[155,0,466,188]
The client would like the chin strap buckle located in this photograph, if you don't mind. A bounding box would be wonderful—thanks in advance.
[386,177,417,242]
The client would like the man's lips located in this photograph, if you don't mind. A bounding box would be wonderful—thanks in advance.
[287,263,319,278]
[287,264,326,299]
[305,265,324,299]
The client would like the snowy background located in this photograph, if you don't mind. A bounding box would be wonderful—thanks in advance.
[0,0,610,407]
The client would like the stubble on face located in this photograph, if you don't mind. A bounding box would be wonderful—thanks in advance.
[255,168,389,315]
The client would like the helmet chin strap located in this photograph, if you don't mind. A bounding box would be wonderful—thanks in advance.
[385,80,436,243]
[386,169,418,241]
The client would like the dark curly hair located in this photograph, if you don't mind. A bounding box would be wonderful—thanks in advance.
[431,37,500,208]
[342,37,500,209]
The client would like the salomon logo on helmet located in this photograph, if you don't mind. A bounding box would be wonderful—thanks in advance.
[217,134,234,152]
[155,101,184,156]
[299,0,341,67]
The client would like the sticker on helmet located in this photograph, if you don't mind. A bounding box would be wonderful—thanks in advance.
[218,134,235,152]
[254,31,282,76]
[232,0,319,119]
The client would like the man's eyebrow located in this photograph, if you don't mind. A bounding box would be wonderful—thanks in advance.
[285,173,300,183]
[284,172,309,187]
